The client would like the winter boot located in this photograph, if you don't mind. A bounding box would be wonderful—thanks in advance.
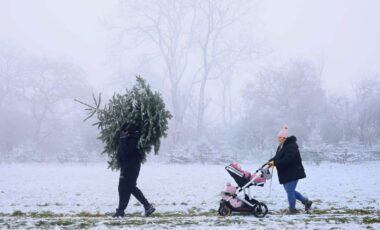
[302,199,313,211]
[112,208,125,218]
[144,204,156,217]
[285,208,299,215]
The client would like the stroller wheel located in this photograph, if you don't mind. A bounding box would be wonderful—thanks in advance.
[218,204,232,216]
[252,202,268,218]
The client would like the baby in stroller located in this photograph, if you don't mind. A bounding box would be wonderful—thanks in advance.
[218,163,272,217]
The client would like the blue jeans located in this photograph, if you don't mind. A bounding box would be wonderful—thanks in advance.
[283,180,305,209]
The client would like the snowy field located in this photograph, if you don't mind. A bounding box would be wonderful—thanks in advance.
[1,162,380,229]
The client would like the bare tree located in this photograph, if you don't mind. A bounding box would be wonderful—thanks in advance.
[216,44,253,128]
[0,44,29,154]
[112,0,254,142]
[0,45,27,109]
[242,60,326,151]
[0,44,92,161]
[193,0,249,138]
[113,0,198,144]
[25,58,85,149]
[355,76,380,147]
[320,95,354,144]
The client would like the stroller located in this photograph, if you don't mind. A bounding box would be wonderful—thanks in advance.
[218,163,272,217]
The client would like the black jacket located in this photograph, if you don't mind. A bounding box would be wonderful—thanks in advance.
[270,136,306,184]
[117,131,142,167]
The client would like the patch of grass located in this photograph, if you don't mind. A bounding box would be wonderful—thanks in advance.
[287,220,295,225]
[78,222,94,229]
[345,209,372,215]
[180,220,198,226]
[34,219,93,228]
[29,211,63,218]
[11,210,25,216]
[197,210,217,217]
[333,209,373,215]
[4,208,380,229]
[363,217,380,224]
[324,217,351,224]
[126,211,141,217]
[50,220,75,226]
[311,209,329,214]
[40,211,61,218]
[148,209,217,218]
[310,208,375,215]
[76,211,104,217]
[29,212,42,218]
[180,202,188,206]
[104,220,146,226]
[187,209,196,216]
[150,211,186,218]
[35,220,48,227]
[104,221,123,226]
[214,218,247,226]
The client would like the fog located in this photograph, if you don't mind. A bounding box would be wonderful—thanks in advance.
[1,0,380,164]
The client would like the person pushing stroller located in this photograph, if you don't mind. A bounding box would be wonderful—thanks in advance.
[265,125,313,214]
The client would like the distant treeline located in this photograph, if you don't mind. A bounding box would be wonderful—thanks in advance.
[1,42,379,164]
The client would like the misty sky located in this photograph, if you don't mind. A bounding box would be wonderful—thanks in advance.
[1,0,380,94]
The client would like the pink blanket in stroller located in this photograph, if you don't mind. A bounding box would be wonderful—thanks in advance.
[221,182,243,208]
[230,163,266,183]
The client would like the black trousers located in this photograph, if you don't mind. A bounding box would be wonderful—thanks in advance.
[118,160,150,211]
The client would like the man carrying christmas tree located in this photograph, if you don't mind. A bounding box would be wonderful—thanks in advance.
[112,123,156,218]
[76,76,171,218]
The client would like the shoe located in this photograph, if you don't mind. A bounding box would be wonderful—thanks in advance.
[285,208,299,215]
[112,208,125,218]
[144,204,156,217]
[302,199,313,211]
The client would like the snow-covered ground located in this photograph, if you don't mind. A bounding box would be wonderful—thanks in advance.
[0,162,379,229]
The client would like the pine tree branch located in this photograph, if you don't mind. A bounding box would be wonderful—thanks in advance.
[74,98,97,110]
[74,93,102,121]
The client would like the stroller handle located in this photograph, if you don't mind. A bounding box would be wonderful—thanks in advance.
[258,162,272,171]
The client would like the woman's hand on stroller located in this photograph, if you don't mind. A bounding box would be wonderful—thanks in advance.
[261,161,274,168]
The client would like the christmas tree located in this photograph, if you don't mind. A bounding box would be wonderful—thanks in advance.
[75,76,172,170]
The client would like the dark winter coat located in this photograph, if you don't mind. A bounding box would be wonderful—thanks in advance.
[270,136,306,184]
[117,131,142,167]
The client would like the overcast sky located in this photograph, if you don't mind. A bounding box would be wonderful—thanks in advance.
[1,0,380,94]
